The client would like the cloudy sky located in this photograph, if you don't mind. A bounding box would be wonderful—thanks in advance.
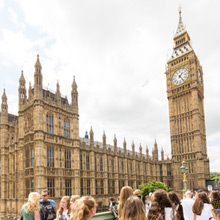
[0,0,219,172]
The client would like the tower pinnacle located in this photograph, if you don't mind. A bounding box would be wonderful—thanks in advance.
[1,89,8,113]
[174,6,186,38]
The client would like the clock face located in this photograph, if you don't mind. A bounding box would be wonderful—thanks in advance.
[172,68,188,85]
[198,69,202,84]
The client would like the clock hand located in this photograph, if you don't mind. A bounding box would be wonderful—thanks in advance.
[180,76,184,81]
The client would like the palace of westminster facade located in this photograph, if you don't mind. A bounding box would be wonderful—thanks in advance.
[0,10,210,218]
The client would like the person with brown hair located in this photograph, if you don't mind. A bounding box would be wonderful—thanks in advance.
[117,186,134,218]
[40,189,57,220]
[168,191,184,220]
[210,191,220,220]
[192,191,215,220]
[147,189,175,220]
[70,196,97,220]
[56,196,71,220]
[21,192,41,220]
[119,196,147,220]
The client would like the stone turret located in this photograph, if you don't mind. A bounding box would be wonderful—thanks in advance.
[146,146,149,160]
[113,135,117,153]
[34,54,43,98]
[153,139,158,161]
[139,143,142,157]
[90,127,94,147]
[56,80,61,103]
[132,141,135,155]
[1,89,8,123]
[71,76,78,113]
[18,70,26,109]
[28,81,32,100]
[123,138,127,154]
[102,131,106,150]
[161,148,164,161]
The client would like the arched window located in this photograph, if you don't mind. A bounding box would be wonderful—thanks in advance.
[46,114,54,134]
[64,119,70,138]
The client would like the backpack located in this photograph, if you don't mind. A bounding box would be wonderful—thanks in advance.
[40,200,56,220]
[112,202,118,219]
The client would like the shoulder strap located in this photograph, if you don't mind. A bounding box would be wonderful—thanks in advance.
[175,204,179,211]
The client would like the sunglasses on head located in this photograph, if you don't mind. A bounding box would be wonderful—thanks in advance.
[42,194,48,197]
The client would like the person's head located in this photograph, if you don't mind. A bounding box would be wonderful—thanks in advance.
[58,196,71,215]
[168,191,180,205]
[185,190,193,199]
[110,198,114,202]
[197,189,205,193]
[120,196,146,220]
[41,189,49,202]
[147,189,173,220]
[118,186,133,217]
[192,192,210,215]
[209,191,220,201]
[71,196,97,220]
[70,195,80,208]
[26,192,40,212]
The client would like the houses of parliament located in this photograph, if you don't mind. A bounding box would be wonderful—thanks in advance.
[0,9,210,218]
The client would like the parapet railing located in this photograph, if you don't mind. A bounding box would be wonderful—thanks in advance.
[92,211,115,220]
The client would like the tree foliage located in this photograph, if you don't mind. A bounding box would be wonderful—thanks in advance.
[138,181,172,196]
[211,173,220,180]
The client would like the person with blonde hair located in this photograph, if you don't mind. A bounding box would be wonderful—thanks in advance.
[117,186,133,218]
[119,196,147,220]
[70,196,97,220]
[70,195,80,208]
[56,196,71,220]
[21,192,41,220]
[70,195,80,218]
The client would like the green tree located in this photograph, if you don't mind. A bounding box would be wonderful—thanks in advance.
[138,181,172,196]
[211,173,220,180]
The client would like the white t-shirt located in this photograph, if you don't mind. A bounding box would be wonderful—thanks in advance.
[165,207,174,220]
[181,198,194,220]
[58,209,70,220]
[196,203,213,220]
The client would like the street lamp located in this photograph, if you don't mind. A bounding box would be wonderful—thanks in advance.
[180,161,188,197]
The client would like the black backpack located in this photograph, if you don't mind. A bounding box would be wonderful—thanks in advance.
[40,200,56,220]
[111,202,118,219]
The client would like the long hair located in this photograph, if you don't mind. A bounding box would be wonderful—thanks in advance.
[119,196,147,220]
[118,186,133,218]
[70,196,96,220]
[71,195,80,204]
[168,191,181,220]
[58,196,71,216]
[147,189,173,220]
[25,192,40,212]
[193,192,210,215]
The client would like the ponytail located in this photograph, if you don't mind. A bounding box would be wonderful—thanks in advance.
[70,196,95,220]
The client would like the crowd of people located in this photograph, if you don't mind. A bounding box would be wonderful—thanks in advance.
[21,187,220,220]
[109,187,220,220]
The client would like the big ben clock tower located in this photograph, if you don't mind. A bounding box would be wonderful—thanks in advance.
[166,8,210,191]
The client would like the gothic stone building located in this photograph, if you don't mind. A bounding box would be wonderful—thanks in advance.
[0,10,209,218]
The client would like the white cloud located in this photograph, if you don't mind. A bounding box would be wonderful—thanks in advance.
[0,0,4,9]
[0,0,220,172]
[8,7,18,27]
[207,146,220,173]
